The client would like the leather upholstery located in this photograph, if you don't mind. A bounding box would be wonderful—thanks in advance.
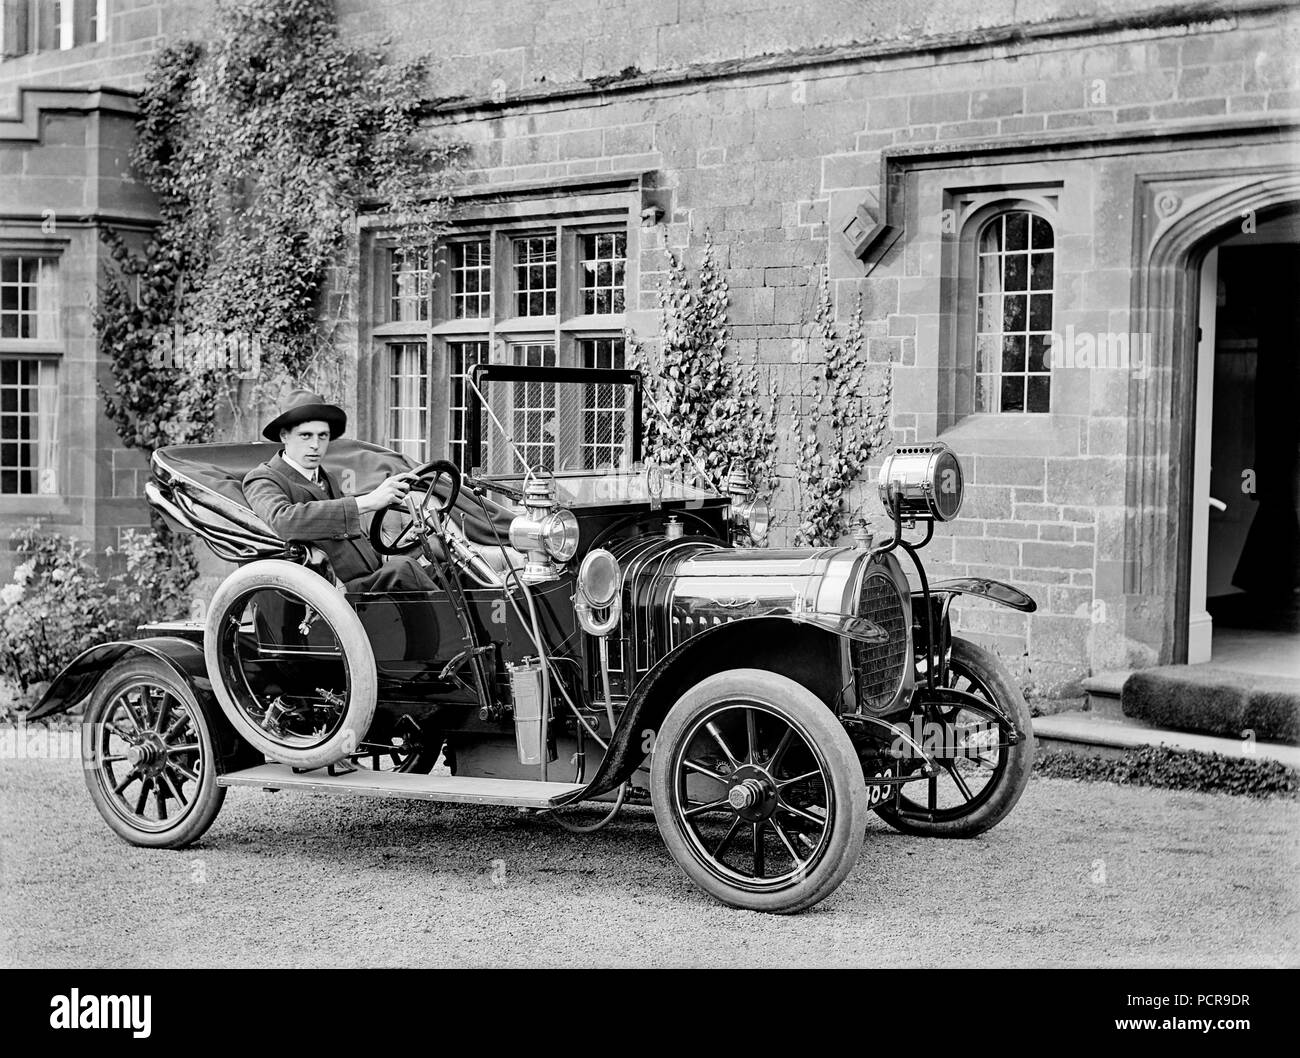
[150,439,518,557]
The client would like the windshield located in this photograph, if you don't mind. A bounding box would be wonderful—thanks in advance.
[466,364,717,506]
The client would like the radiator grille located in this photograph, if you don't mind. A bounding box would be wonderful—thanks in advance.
[851,569,908,711]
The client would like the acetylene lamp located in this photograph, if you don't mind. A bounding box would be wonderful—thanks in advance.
[726,464,770,546]
[509,474,580,584]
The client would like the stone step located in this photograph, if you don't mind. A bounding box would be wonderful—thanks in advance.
[1081,669,1130,719]
[1032,709,1300,768]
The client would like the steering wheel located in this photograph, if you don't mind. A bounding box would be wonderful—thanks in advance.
[368,459,462,556]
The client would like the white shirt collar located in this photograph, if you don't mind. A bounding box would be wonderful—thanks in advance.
[281,453,322,485]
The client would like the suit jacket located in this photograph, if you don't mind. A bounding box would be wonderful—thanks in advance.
[242,452,382,584]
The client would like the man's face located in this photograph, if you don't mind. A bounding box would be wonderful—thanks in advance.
[281,421,331,469]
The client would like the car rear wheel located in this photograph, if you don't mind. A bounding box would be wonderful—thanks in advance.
[82,656,226,849]
[877,636,1034,838]
[650,669,868,914]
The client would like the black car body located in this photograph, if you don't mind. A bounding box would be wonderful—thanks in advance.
[30,365,1038,912]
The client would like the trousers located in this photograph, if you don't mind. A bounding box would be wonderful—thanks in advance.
[344,555,441,594]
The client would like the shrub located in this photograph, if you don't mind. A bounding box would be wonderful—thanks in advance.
[0,526,194,693]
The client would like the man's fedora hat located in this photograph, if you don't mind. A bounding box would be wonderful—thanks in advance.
[262,389,347,442]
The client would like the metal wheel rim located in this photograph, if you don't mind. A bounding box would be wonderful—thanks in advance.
[669,699,837,893]
[90,680,207,834]
[896,659,1009,819]
[216,586,354,751]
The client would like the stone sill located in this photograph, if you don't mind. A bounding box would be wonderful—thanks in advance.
[939,412,1079,458]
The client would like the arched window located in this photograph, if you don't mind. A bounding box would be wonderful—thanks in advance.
[975,210,1054,413]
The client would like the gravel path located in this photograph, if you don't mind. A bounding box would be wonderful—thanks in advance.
[2,756,1297,968]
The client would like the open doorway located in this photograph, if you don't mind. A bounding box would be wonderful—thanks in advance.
[1191,206,1300,676]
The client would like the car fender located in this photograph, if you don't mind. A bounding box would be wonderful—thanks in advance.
[928,577,1037,612]
[561,613,884,801]
[24,637,261,772]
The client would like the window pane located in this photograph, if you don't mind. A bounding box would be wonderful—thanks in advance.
[1030,253,1053,290]
[1003,294,1026,331]
[0,358,58,494]
[451,240,491,319]
[580,338,629,470]
[448,340,489,471]
[509,343,557,469]
[1028,334,1052,372]
[1005,212,1029,251]
[389,248,429,323]
[972,211,1053,414]
[1031,214,1054,249]
[1004,253,1027,292]
[580,233,626,315]
[514,236,557,317]
[1027,375,1051,413]
[1001,335,1026,373]
[0,256,59,340]
[387,342,428,462]
[1000,375,1025,413]
[1029,293,1052,332]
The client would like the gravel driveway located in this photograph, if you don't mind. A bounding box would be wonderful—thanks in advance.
[2,755,1297,968]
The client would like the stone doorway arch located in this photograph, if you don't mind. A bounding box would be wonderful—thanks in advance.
[1125,166,1300,664]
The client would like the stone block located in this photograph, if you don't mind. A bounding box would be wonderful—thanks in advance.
[973,456,1045,487]
[985,521,1039,540]
[908,90,969,126]
[1025,80,1085,113]
[1038,524,1073,542]
[1022,542,1093,571]
[1027,614,1093,667]
[970,86,1024,119]
[1044,457,1126,507]
[1151,99,1228,120]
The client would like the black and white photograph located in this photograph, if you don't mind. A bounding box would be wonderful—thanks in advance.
[0,0,1297,1006]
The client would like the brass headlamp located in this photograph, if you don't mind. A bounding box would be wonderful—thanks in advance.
[877,442,965,522]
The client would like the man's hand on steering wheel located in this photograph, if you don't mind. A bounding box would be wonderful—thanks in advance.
[367,460,462,557]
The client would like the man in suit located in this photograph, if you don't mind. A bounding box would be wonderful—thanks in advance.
[242,389,439,593]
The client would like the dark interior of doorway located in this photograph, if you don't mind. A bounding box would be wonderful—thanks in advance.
[1206,242,1300,632]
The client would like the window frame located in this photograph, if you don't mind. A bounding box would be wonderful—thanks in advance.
[0,241,64,500]
[972,208,1056,415]
[368,202,635,470]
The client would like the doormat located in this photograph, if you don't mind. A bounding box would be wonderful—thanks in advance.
[1122,666,1300,745]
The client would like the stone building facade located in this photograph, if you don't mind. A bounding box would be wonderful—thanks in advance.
[1,0,1297,694]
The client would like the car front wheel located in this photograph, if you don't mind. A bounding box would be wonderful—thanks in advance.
[650,669,869,914]
[82,656,226,849]
[877,636,1035,838]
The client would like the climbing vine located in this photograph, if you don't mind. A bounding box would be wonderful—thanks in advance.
[629,232,778,500]
[97,0,462,452]
[790,270,891,546]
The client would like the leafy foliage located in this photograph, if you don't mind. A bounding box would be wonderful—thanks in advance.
[790,270,891,546]
[629,232,778,499]
[97,0,462,451]
[0,526,195,692]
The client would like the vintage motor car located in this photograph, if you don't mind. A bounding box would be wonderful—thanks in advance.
[30,364,1038,913]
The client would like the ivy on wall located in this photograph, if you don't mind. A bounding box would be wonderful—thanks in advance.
[629,232,779,500]
[790,270,892,547]
[97,0,463,452]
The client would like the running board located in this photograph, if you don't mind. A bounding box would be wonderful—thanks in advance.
[218,763,585,808]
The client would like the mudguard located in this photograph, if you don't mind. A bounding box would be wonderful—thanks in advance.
[928,577,1037,612]
[24,637,261,772]
[559,612,884,802]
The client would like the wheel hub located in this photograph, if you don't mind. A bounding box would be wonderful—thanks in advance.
[726,765,777,822]
[125,735,167,775]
